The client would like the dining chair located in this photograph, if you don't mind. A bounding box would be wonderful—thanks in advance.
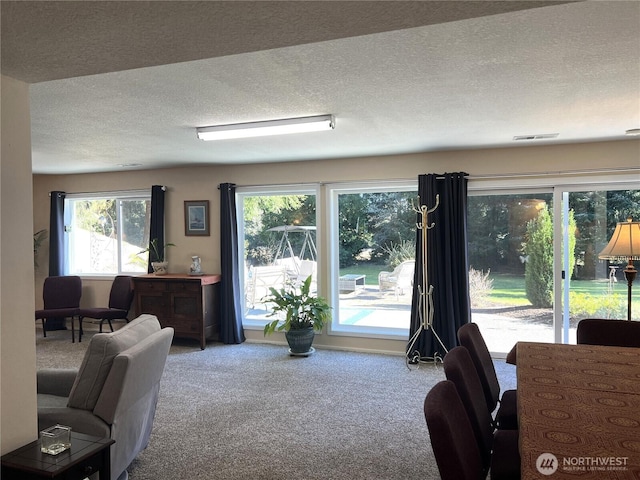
[424,380,486,480]
[35,275,82,342]
[77,275,134,342]
[424,380,520,480]
[457,322,518,430]
[443,346,520,478]
[576,318,640,347]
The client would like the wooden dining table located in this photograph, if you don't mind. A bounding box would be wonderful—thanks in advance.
[516,341,640,479]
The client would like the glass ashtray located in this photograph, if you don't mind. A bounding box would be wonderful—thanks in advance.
[40,424,71,455]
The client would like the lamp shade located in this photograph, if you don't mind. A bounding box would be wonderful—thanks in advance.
[598,218,640,261]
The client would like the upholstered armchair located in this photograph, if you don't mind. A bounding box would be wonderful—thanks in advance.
[37,314,174,480]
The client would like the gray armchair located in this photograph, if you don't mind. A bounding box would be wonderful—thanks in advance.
[37,314,174,480]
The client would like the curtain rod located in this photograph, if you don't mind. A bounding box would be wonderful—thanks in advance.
[468,167,639,180]
[49,186,165,197]
[231,179,420,189]
[227,167,639,189]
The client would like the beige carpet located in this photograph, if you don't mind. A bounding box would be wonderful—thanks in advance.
[36,324,516,480]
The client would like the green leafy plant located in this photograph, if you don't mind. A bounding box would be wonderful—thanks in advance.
[263,276,331,335]
[569,291,626,319]
[33,229,48,269]
[138,238,175,263]
[524,208,576,308]
[524,208,554,307]
[381,240,415,269]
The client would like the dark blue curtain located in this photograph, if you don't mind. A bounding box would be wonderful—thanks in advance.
[219,183,245,344]
[47,191,67,330]
[408,173,470,359]
[147,185,166,272]
[49,191,66,276]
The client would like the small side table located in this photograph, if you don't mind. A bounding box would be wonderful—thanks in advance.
[339,274,366,293]
[1,431,114,480]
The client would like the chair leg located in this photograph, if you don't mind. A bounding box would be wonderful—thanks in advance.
[99,318,115,333]
[42,318,47,337]
[78,316,83,342]
[71,316,75,343]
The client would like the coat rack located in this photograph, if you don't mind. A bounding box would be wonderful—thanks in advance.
[406,194,448,369]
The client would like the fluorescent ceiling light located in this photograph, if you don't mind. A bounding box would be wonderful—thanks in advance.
[196,114,335,141]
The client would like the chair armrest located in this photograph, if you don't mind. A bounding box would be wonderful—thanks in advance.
[37,369,78,397]
[38,407,110,438]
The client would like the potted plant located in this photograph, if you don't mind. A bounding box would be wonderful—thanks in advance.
[33,229,48,270]
[263,275,331,355]
[139,238,175,275]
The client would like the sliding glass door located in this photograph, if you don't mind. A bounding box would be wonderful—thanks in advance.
[469,184,639,354]
[468,190,554,353]
[555,187,640,343]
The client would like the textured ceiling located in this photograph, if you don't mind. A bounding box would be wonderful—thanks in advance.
[2,1,639,174]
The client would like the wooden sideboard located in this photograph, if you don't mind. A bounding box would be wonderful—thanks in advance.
[133,274,221,349]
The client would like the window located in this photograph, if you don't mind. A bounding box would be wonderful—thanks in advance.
[467,182,639,355]
[237,186,319,326]
[65,191,151,275]
[328,182,417,337]
[467,189,554,352]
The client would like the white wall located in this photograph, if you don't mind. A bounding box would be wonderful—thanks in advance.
[1,75,38,454]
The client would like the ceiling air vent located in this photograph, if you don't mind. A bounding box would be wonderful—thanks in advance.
[513,133,559,141]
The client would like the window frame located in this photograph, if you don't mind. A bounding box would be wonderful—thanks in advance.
[236,184,321,330]
[326,180,418,339]
[64,189,151,277]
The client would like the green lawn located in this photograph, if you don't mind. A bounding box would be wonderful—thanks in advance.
[339,263,388,286]
[487,274,530,306]
[338,265,639,309]
[488,273,640,307]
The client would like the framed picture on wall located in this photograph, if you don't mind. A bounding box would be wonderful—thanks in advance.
[184,200,210,236]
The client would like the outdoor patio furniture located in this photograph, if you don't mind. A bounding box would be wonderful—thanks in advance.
[295,259,317,288]
[378,260,415,297]
[245,265,288,308]
[274,256,301,276]
[339,274,366,293]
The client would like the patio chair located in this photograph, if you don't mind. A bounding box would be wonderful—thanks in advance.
[273,256,301,276]
[378,260,415,297]
[245,265,288,308]
[294,260,317,288]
